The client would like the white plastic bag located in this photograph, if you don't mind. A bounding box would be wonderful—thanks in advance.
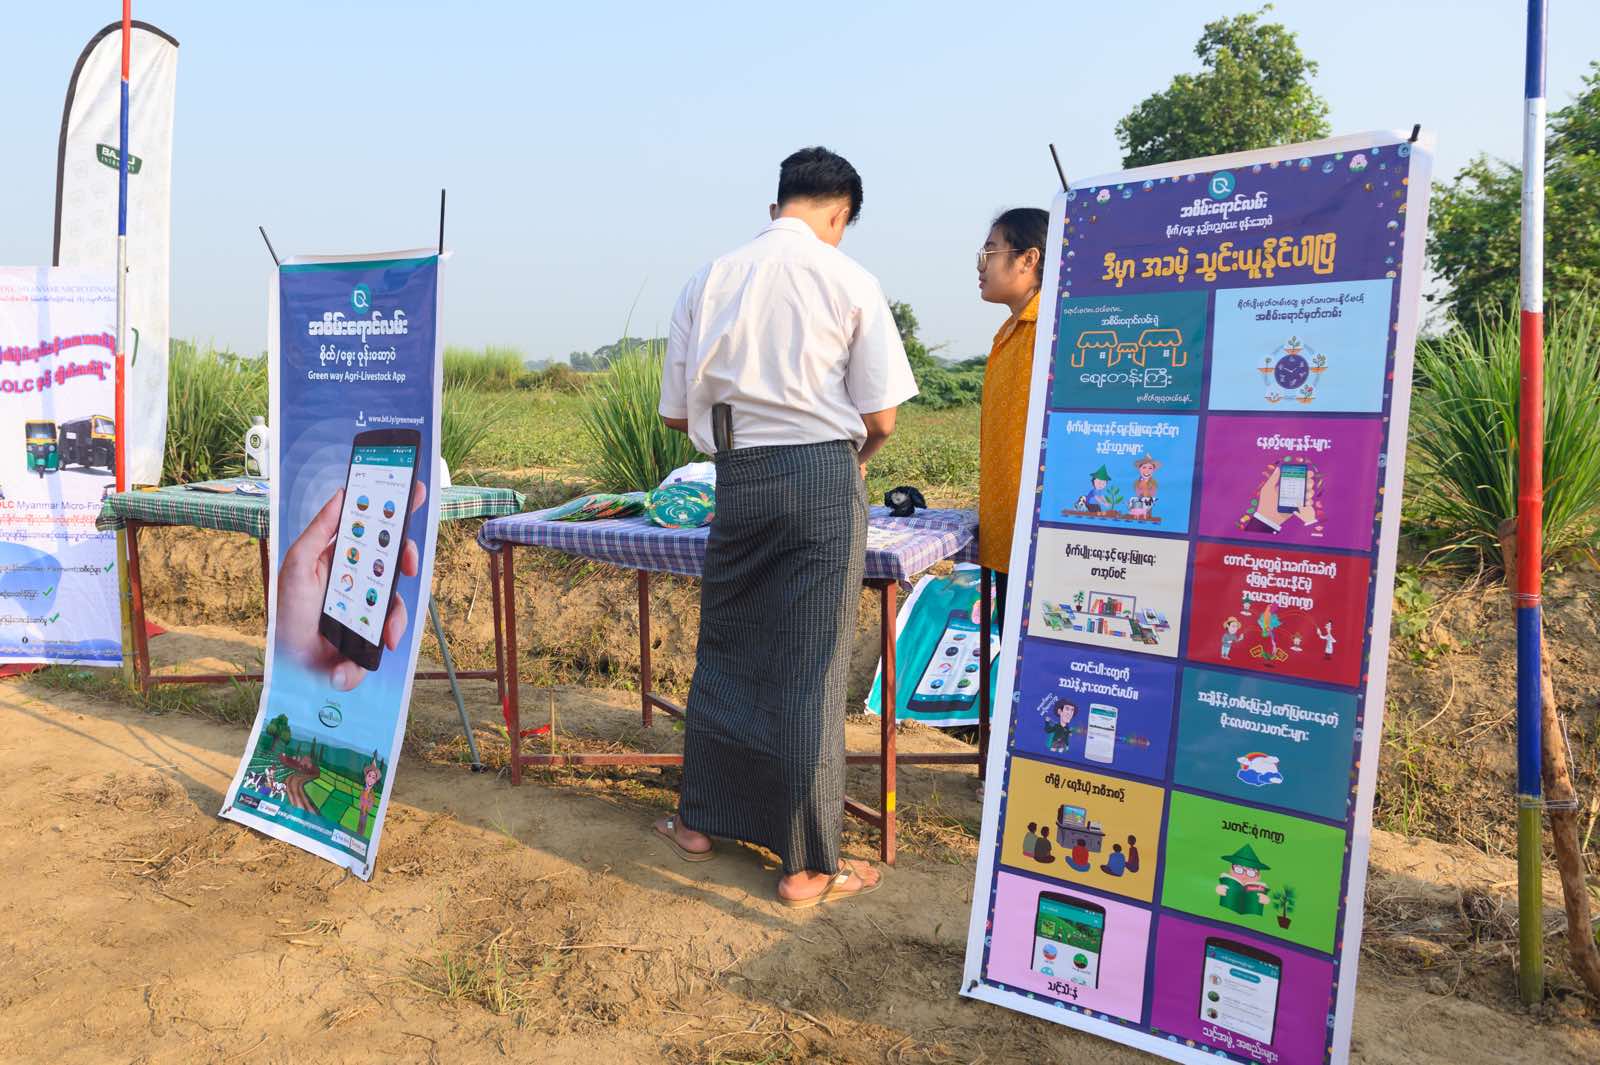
[659,460,716,490]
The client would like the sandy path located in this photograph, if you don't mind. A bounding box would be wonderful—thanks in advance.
[0,668,1593,1064]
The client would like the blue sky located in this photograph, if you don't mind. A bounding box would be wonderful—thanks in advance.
[3,2,1597,360]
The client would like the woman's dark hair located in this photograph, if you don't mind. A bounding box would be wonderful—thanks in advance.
[991,207,1050,282]
[778,147,864,224]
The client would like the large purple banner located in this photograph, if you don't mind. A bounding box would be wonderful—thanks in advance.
[962,133,1434,1065]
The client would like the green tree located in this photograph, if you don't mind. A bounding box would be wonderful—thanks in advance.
[890,301,985,409]
[1428,61,1600,322]
[264,713,291,751]
[569,336,666,372]
[1115,6,1330,168]
[891,301,938,375]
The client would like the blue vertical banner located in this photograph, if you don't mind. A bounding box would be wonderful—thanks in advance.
[220,251,444,879]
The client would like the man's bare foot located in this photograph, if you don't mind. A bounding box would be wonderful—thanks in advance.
[653,815,713,860]
[777,859,881,903]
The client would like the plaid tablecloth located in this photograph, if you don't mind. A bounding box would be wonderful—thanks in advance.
[97,479,526,538]
[478,504,980,582]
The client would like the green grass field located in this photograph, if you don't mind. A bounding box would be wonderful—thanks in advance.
[453,386,982,508]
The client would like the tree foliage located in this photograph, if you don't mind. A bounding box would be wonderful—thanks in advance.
[1428,61,1600,322]
[568,336,665,372]
[891,301,985,409]
[1115,6,1330,168]
[265,713,291,751]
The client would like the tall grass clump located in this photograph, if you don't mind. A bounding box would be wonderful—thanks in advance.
[444,345,525,390]
[441,385,517,473]
[164,340,268,483]
[1408,299,1600,565]
[580,342,702,491]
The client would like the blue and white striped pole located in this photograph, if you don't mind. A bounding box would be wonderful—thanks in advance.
[1515,0,1547,1008]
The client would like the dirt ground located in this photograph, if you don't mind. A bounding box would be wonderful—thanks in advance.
[1,525,1596,1063]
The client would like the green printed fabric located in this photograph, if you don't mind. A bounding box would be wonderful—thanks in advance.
[646,481,715,529]
[545,492,649,522]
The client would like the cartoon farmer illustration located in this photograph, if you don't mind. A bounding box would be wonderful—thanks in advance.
[1076,465,1112,513]
[1220,616,1244,659]
[1129,453,1159,518]
[357,752,381,836]
[1217,843,1272,916]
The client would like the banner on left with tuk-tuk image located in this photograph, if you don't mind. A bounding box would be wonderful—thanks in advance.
[0,268,122,666]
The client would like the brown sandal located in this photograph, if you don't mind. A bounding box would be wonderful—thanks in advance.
[652,815,715,862]
[778,861,882,909]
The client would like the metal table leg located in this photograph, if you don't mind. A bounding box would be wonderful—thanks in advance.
[638,570,654,728]
[429,596,482,771]
[879,580,898,864]
[124,520,153,693]
[258,535,271,637]
[501,543,522,786]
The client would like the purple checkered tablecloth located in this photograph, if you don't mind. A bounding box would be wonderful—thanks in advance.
[478,505,979,582]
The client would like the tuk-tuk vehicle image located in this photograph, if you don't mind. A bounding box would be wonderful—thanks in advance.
[58,415,116,470]
[25,421,58,477]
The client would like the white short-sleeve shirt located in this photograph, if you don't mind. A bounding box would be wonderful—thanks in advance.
[660,217,919,455]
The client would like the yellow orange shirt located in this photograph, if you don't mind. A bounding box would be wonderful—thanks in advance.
[978,291,1039,572]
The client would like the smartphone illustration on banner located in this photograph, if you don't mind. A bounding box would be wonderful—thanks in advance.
[1276,463,1309,511]
[909,610,984,714]
[1084,703,1118,764]
[317,428,422,672]
[1200,937,1283,1044]
[1032,892,1105,988]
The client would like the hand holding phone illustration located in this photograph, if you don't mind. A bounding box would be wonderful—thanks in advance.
[1252,464,1317,530]
[276,471,425,691]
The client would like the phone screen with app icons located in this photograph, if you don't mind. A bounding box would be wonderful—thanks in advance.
[320,444,415,646]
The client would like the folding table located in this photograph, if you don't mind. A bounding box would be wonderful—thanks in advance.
[97,480,526,764]
[476,504,992,863]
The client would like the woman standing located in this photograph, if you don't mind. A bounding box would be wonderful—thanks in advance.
[977,208,1049,628]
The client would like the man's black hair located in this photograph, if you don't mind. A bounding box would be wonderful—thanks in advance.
[777,147,863,224]
[991,206,1050,282]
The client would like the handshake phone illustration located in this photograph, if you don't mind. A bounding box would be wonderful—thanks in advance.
[276,428,426,690]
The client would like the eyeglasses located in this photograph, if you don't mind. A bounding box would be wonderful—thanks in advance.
[976,246,1020,270]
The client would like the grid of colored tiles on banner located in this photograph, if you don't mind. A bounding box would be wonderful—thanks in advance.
[970,138,1428,1065]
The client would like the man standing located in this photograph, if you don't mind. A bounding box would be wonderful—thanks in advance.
[653,147,917,906]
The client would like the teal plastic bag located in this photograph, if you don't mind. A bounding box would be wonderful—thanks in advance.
[865,564,1000,727]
